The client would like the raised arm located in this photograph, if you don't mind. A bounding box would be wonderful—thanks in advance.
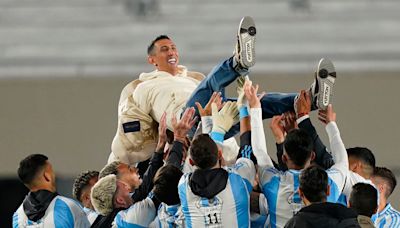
[244,81,274,168]
[318,104,348,200]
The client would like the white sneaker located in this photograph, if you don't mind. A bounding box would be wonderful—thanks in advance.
[234,16,256,69]
[313,58,336,110]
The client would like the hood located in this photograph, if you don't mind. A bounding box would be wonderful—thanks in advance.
[22,190,58,222]
[138,65,187,81]
[189,168,228,199]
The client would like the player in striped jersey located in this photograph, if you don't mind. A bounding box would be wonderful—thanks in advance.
[13,154,90,228]
[246,80,348,228]
[179,96,257,227]
[371,167,400,228]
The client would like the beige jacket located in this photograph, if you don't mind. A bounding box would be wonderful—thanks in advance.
[111,66,205,164]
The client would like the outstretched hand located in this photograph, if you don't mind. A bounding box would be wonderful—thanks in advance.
[318,104,336,125]
[171,107,198,143]
[244,81,265,109]
[295,89,311,118]
[195,92,223,117]
[269,115,285,144]
[211,101,239,134]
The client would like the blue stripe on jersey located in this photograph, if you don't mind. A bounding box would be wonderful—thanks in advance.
[379,217,386,228]
[263,176,280,228]
[115,213,147,228]
[54,198,74,228]
[243,179,253,195]
[327,177,340,203]
[292,173,301,204]
[12,213,18,228]
[178,181,192,228]
[337,194,347,206]
[229,173,250,228]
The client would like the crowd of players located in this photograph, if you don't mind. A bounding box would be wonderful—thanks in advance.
[12,16,400,228]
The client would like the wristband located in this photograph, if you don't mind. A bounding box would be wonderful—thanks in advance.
[239,106,249,120]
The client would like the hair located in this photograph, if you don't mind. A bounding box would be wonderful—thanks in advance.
[147,35,170,55]
[284,129,313,167]
[90,174,117,216]
[190,134,219,169]
[72,170,99,202]
[299,166,328,203]
[347,147,375,175]
[17,154,49,187]
[373,166,397,198]
[349,183,378,217]
[99,161,121,179]
[153,165,183,205]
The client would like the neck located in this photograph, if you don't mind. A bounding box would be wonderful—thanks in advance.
[30,185,56,193]
[378,197,388,213]
[303,198,326,206]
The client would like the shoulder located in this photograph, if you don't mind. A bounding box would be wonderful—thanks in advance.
[187,71,205,81]
[119,79,143,104]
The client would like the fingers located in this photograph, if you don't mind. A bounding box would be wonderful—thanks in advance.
[211,102,219,117]
[258,92,266,100]
[195,102,204,113]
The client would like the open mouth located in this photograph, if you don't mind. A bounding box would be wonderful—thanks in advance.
[168,58,177,65]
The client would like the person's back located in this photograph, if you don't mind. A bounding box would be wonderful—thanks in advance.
[178,134,255,227]
[13,195,88,227]
[287,202,360,228]
[12,154,89,228]
[284,166,359,228]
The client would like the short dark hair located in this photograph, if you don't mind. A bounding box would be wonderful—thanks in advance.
[190,134,219,169]
[72,170,99,202]
[349,183,378,217]
[300,166,328,203]
[153,165,183,205]
[17,154,48,186]
[147,35,170,55]
[284,129,313,167]
[373,166,397,198]
[347,147,375,168]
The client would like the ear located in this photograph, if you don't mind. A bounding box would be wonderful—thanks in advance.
[43,169,51,183]
[114,195,125,207]
[147,55,157,67]
[310,151,316,161]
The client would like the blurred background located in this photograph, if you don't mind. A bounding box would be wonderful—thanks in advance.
[1,0,399,226]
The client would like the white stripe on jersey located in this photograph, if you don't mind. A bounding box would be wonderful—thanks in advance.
[114,197,156,228]
[259,167,343,228]
[178,158,255,228]
[13,195,90,228]
[337,171,374,206]
[372,203,400,228]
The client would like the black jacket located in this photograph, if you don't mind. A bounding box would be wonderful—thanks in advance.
[285,202,361,228]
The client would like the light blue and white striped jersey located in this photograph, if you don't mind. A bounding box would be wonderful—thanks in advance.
[178,158,255,228]
[337,171,374,206]
[372,203,400,228]
[83,207,98,225]
[257,121,348,228]
[13,195,90,228]
[150,203,184,228]
[113,197,157,228]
